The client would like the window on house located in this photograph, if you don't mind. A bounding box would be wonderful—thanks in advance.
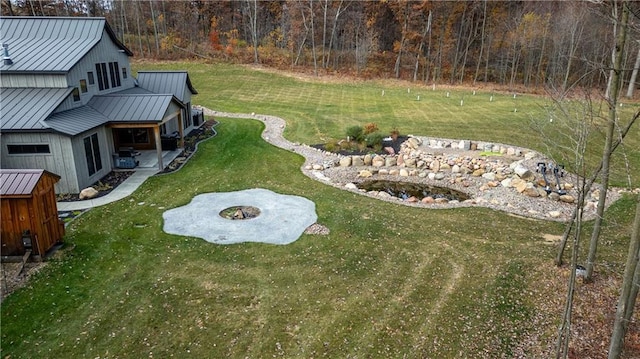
[80,79,88,93]
[184,112,192,129]
[84,133,102,176]
[72,87,80,101]
[95,63,109,91]
[116,128,150,145]
[122,67,128,79]
[87,72,95,85]
[7,144,51,154]
[109,61,121,87]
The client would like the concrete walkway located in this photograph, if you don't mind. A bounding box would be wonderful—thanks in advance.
[57,169,158,211]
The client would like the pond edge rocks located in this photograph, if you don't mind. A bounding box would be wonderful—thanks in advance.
[197,107,630,222]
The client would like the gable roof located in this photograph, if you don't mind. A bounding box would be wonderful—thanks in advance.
[0,169,60,197]
[45,105,110,136]
[136,71,198,103]
[0,87,73,131]
[0,16,132,73]
[88,93,177,123]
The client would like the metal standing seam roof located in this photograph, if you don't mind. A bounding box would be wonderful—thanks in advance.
[0,16,132,73]
[0,169,59,197]
[87,94,176,123]
[136,71,198,102]
[45,105,110,136]
[0,87,73,131]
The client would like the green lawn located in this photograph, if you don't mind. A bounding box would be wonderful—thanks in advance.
[139,61,639,188]
[1,62,638,358]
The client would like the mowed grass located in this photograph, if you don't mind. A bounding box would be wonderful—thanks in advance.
[1,62,638,358]
[139,61,639,187]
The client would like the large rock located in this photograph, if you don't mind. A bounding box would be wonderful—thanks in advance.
[372,155,385,167]
[406,137,421,149]
[345,183,358,190]
[339,157,352,167]
[559,195,576,203]
[430,159,441,172]
[515,181,528,193]
[513,163,535,181]
[385,156,397,167]
[523,187,540,197]
[399,169,409,177]
[352,156,365,167]
[482,172,496,181]
[79,187,99,200]
[363,154,373,166]
[357,170,373,178]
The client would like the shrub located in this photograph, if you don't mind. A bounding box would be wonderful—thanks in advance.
[346,125,364,142]
[324,139,340,152]
[363,122,379,135]
[365,132,386,149]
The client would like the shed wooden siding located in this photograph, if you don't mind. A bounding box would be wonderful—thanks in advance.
[0,170,64,257]
[1,132,79,193]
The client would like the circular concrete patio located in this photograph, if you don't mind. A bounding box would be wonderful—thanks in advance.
[162,188,317,245]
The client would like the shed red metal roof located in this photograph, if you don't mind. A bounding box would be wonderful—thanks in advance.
[0,169,59,197]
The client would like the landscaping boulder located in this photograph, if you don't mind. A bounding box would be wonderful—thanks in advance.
[79,187,99,200]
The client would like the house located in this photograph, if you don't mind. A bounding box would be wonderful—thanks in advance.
[0,169,65,259]
[0,16,200,194]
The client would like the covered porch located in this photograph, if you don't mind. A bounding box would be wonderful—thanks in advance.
[135,148,184,170]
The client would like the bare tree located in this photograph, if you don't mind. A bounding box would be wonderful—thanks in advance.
[608,194,640,358]
[244,0,259,63]
[585,0,630,282]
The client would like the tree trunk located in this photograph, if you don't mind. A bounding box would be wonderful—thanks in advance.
[474,0,487,85]
[586,0,630,282]
[414,10,431,82]
[556,188,587,359]
[149,0,160,56]
[394,1,409,79]
[556,112,639,266]
[309,0,318,76]
[245,0,259,64]
[625,45,640,98]
[608,194,640,359]
[325,0,346,70]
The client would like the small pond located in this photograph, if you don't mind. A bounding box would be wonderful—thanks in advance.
[356,180,470,201]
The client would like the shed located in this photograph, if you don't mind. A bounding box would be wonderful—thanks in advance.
[1,169,65,260]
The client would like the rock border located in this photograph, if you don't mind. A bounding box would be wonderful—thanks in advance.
[196,106,632,222]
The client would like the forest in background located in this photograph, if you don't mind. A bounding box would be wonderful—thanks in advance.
[3,0,640,95]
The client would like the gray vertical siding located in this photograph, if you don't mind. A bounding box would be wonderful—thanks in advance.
[71,126,113,191]
[1,132,79,193]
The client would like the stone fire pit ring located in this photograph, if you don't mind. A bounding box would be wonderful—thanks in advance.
[162,188,317,245]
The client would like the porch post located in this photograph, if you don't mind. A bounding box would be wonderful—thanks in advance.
[177,112,184,148]
[154,125,163,170]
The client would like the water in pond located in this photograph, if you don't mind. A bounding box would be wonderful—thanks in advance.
[357,180,470,201]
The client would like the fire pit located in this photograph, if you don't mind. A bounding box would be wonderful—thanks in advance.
[219,206,261,220]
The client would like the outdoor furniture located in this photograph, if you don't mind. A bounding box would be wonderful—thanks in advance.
[114,148,139,169]
[161,132,180,151]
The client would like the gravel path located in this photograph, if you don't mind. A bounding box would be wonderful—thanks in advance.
[198,107,626,222]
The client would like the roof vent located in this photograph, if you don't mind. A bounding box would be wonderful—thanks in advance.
[3,43,13,66]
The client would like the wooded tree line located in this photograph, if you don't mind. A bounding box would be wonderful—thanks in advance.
[3,0,640,93]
